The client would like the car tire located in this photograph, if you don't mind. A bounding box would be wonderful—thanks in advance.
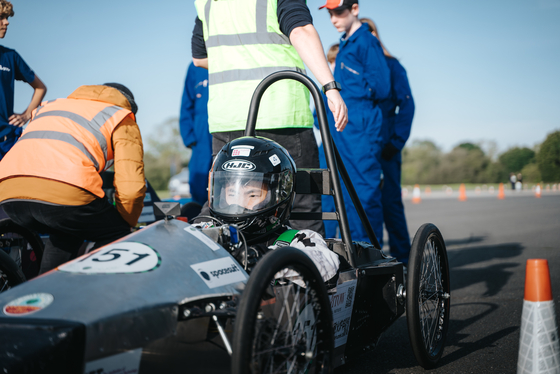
[0,218,44,282]
[406,223,451,369]
[0,246,26,293]
[231,247,333,374]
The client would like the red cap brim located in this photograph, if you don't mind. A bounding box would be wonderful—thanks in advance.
[319,0,344,10]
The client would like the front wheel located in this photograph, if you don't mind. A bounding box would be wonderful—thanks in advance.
[0,218,44,281]
[231,247,333,374]
[406,223,450,369]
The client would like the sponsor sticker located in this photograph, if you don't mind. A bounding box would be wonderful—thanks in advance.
[184,226,221,251]
[191,257,247,289]
[221,159,256,172]
[84,348,142,374]
[232,148,251,157]
[329,279,357,347]
[59,242,161,275]
[3,293,54,316]
[269,154,281,166]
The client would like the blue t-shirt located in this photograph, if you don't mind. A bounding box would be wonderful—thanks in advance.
[0,45,35,138]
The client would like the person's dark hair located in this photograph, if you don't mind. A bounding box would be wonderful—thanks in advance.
[103,83,138,115]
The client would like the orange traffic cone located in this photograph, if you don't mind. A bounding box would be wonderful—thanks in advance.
[517,259,560,373]
[497,183,505,200]
[535,184,542,198]
[411,184,421,204]
[425,186,432,196]
[458,183,467,201]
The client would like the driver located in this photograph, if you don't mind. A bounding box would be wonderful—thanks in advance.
[193,136,340,286]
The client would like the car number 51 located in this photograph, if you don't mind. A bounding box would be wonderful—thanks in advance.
[59,242,161,274]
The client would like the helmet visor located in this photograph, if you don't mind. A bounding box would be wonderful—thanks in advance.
[209,170,293,216]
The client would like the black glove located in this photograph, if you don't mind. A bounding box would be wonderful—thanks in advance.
[381,143,400,161]
[235,245,263,273]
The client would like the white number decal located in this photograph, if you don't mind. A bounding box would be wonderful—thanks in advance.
[59,242,160,274]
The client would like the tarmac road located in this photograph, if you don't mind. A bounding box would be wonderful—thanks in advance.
[336,192,560,374]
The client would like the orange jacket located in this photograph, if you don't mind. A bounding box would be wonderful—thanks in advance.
[0,85,146,226]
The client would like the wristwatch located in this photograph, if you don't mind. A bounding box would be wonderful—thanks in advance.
[322,81,342,94]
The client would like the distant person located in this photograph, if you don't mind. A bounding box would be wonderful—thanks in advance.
[191,0,349,236]
[179,62,211,207]
[0,0,47,160]
[0,84,146,273]
[509,172,517,190]
[321,0,391,243]
[361,17,415,265]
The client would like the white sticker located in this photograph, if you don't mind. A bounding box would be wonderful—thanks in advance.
[84,348,142,374]
[59,242,160,274]
[329,279,357,347]
[191,257,247,289]
[184,226,221,251]
[4,293,54,316]
[232,148,251,157]
[269,154,281,166]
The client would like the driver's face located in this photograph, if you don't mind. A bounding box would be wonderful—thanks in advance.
[225,180,268,210]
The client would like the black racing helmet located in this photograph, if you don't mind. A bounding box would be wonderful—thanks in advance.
[209,136,297,241]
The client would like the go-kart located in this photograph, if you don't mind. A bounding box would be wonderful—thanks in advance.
[0,71,450,374]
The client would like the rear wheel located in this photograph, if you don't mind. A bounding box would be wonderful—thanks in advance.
[406,223,450,368]
[0,218,44,282]
[232,247,333,374]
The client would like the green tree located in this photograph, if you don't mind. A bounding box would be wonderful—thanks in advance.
[402,140,442,185]
[537,130,560,182]
[143,118,191,190]
[498,147,536,173]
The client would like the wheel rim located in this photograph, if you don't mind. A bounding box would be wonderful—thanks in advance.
[418,234,448,357]
[251,274,320,374]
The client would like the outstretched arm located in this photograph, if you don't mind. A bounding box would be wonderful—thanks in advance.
[289,24,348,131]
[9,75,47,127]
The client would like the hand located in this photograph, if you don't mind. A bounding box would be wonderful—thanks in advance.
[325,90,348,132]
[9,112,31,127]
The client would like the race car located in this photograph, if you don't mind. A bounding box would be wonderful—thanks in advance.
[0,71,450,374]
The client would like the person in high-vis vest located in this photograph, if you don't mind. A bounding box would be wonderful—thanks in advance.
[191,0,348,237]
[0,83,146,273]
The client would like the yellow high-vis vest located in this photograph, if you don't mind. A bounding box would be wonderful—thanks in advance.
[194,0,314,133]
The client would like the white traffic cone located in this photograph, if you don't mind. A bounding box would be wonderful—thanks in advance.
[517,259,560,373]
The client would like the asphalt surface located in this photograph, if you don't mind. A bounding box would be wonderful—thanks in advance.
[336,191,560,374]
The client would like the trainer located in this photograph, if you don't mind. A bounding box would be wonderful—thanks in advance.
[0,83,146,273]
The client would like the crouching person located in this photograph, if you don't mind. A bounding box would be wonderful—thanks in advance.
[0,83,146,273]
[193,136,340,287]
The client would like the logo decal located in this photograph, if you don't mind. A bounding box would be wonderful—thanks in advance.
[269,154,281,166]
[221,159,256,172]
[191,257,247,289]
[4,293,54,316]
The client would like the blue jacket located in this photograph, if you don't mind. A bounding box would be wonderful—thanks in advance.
[180,63,209,149]
[379,57,414,152]
[334,23,390,103]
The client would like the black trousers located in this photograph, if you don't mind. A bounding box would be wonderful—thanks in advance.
[2,198,131,255]
[212,128,325,236]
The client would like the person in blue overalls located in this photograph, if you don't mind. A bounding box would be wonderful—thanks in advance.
[179,62,212,206]
[320,0,390,243]
[362,17,415,265]
[0,0,47,160]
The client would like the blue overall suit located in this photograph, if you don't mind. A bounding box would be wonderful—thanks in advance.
[379,57,415,264]
[332,23,391,243]
[179,63,212,205]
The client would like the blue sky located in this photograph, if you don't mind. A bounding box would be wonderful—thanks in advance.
[5,0,560,153]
